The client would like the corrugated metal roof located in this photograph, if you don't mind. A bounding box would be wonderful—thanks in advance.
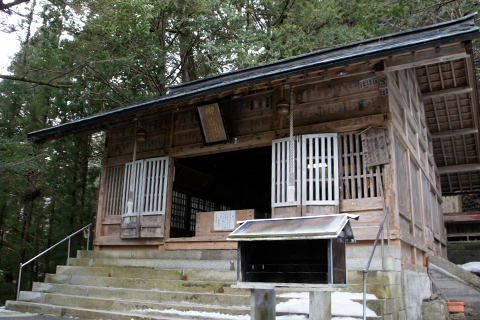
[28,14,479,142]
[226,214,358,241]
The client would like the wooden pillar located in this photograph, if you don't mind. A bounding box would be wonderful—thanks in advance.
[309,291,331,320]
[251,289,276,320]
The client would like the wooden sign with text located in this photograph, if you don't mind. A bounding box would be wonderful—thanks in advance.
[361,127,389,167]
[197,103,228,144]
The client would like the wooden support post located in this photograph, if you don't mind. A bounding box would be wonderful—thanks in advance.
[309,291,332,320]
[251,289,276,320]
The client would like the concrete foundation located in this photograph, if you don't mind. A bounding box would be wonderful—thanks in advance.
[251,289,276,320]
[309,291,331,320]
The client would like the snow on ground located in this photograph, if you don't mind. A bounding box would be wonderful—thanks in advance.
[132,291,377,319]
[459,261,480,274]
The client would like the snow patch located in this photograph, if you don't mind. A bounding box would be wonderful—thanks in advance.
[332,292,377,317]
[277,298,309,314]
[459,261,480,274]
[134,308,250,319]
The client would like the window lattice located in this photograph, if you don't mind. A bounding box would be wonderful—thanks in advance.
[171,191,187,229]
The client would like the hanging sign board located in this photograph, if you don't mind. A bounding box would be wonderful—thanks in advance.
[197,103,228,144]
[361,127,389,167]
[214,211,236,231]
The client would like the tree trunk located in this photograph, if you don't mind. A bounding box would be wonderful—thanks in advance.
[153,9,167,95]
[44,138,62,275]
[30,202,43,285]
[0,201,7,267]
[16,199,34,298]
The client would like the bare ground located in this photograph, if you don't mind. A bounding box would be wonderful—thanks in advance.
[450,307,480,320]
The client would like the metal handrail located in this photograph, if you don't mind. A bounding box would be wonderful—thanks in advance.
[363,207,390,320]
[16,223,92,301]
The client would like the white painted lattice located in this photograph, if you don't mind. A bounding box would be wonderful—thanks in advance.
[142,157,169,215]
[122,157,169,216]
[271,136,301,207]
[302,134,339,205]
[272,134,339,207]
[122,161,144,216]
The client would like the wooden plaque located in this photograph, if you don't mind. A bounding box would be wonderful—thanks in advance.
[197,103,228,144]
[361,128,389,167]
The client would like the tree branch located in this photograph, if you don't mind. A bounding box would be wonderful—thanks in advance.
[0,74,72,88]
[0,0,29,11]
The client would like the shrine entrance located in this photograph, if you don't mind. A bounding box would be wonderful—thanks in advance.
[169,146,272,238]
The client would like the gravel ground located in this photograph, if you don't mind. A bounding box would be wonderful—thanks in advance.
[450,307,480,320]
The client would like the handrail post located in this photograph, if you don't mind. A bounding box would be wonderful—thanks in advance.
[87,225,90,251]
[363,270,367,320]
[387,210,390,246]
[381,223,385,270]
[16,263,23,301]
[363,207,390,320]
[67,238,71,266]
[14,223,91,299]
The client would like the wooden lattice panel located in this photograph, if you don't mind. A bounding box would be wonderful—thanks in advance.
[338,133,383,200]
[103,166,125,216]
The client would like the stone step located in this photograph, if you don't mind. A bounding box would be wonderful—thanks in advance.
[21,293,252,316]
[5,300,213,320]
[28,283,270,307]
[77,249,237,261]
[70,257,236,270]
[55,265,237,282]
[7,298,316,320]
[44,273,243,294]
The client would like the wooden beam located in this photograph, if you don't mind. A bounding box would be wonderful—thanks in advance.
[385,45,469,71]
[422,86,472,100]
[431,127,478,139]
[444,212,480,223]
[438,163,480,174]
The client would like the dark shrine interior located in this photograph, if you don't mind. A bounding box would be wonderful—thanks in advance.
[170,146,272,237]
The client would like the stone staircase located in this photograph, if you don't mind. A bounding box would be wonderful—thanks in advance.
[5,249,397,319]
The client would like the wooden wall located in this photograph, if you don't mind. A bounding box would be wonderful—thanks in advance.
[387,67,447,272]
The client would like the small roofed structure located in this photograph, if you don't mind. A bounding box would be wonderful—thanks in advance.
[228,214,358,287]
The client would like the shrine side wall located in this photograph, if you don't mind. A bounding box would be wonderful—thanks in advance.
[387,67,447,272]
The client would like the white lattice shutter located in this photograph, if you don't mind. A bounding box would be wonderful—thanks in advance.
[302,134,339,206]
[271,136,302,207]
[139,157,169,238]
[142,157,169,215]
[121,161,144,238]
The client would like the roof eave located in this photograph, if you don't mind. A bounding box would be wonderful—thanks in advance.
[28,28,480,143]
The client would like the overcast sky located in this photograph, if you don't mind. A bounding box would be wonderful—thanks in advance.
[0,2,43,74]
[0,31,21,74]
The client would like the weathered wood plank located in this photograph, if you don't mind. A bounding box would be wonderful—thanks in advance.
[385,45,468,71]
[339,197,384,212]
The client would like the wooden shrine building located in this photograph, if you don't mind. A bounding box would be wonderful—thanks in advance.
[29,14,480,275]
